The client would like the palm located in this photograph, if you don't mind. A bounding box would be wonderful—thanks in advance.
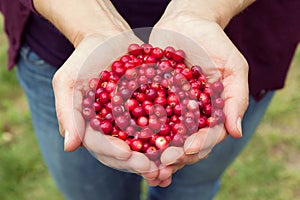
[145,19,249,185]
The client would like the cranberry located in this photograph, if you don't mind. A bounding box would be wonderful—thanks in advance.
[212,80,224,94]
[139,127,154,139]
[93,101,102,112]
[164,46,175,59]
[125,68,138,80]
[111,61,125,76]
[173,50,185,62]
[117,130,127,140]
[191,65,203,77]
[148,117,161,131]
[155,136,169,149]
[115,115,130,130]
[137,116,148,127]
[100,120,113,135]
[111,94,123,106]
[130,139,143,151]
[82,97,93,108]
[131,106,145,118]
[144,146,159,161]
[88,78,101,90]
[120,55,132,63]
[172,134,185,147]
[167,93,179,107]
[90,118,101,131]
[141,43,153,55]
[145,88,158,101]
[151,47,164,59]
[99,70,110,82]
[154,96,167,107]
[128,43,142,56]
[125,98,139,111]
[213,97,225,109]
[82,107,95,120]
[172,123,187,135]
[112,105,124,116]
[158,124,171,136]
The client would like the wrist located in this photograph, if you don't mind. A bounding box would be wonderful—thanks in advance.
[160,0,255,29]
[33,0,130,47]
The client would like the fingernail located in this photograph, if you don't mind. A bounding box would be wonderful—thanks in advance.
[64,130,70,151]
[236,117,242,137]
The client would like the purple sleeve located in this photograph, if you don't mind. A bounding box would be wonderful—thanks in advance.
[19,0,37,12]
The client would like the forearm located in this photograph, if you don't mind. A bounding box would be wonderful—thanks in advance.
[160,0,256,29]
[32,0,130,47]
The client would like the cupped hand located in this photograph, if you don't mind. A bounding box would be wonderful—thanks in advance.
[52,33,159,178]
[146,16,249,186]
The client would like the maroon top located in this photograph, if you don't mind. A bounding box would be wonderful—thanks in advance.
[0,0,300,100]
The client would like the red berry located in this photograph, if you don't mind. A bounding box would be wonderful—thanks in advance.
[117,130,127,140]
[131,106,145,118]
[141,43,153,55]
[155,136,169,149]
[213,97,225,109]
[82,107,95,120]
[130,139,143,151]
[137,116,148,127]
[100,120,113,135]
[212,80,224,94]
[164,46,175,59]
[115,115,130,130]
[151,47,164,59]
[172,134,185,147]
[99,71,110,82]
[158,124,171,136]
[145,146,159,160]
[90,118,101,131]
[128,43,142,56]
[173,49,185,62]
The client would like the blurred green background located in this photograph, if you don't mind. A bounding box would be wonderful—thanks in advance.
[0,16,299,200]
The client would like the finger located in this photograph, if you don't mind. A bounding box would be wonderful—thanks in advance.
[84,126,131,160]
[222,52,249,138]
[141,162,159,181]
[96,151,152,174]
[160,146,184,166]
[53,71,85,152]
[54,34,143,152]
[158,176,172,187]
[184,124,225,154]
[156,165,173,181]
[145,179,161,187]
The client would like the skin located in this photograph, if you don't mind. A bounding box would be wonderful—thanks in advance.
[33,0,255,187]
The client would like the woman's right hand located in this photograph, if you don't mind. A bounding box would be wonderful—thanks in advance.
[32,0,159,178]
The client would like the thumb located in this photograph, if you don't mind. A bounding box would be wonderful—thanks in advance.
[53,70,85,152]
[222,53,249,138]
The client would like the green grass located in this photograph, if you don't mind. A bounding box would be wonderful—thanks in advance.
[0,15,300,200]
[0,17,63,200]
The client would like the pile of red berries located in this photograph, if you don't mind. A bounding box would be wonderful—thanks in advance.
[81,43,225,162]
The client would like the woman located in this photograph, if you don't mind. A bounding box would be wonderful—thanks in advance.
[1,0,299,199]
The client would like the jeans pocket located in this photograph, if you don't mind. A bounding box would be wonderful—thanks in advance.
[20,45,46,66]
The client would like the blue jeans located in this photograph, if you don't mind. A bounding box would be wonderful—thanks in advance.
[16,45,274,200]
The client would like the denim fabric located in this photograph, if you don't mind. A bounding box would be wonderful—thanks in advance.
[16,45,274,200]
